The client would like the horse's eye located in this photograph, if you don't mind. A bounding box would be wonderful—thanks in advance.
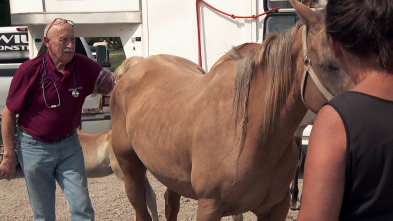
[319,60,340,72]
[327,64,340,72]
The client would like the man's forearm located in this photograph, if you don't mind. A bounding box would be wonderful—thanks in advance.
[1,106,17,155]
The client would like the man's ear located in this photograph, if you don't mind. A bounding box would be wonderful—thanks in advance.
[328,34,342,59]
[43,36,50,48]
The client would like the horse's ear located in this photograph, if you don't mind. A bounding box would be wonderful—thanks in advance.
[289,0,319,26]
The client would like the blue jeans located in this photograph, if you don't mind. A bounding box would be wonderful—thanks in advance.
[17,129,94,221]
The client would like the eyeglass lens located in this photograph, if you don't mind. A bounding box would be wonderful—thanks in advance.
[45,18,74,37]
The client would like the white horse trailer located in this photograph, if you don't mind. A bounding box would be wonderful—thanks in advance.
[8,0,320,136]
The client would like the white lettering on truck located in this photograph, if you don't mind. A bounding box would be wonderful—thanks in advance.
[0,34,29,51]
[0,45,29,51]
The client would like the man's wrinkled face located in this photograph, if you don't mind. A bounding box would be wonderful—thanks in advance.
[45,22,75,66]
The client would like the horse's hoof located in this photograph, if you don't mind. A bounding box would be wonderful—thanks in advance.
[232,214,244,221]
[290,202,300,211]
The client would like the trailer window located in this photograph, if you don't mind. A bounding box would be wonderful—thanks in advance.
[265,0,324,10]
[86,37,126,72]
[263,14,298,39]
[268,0,295,9]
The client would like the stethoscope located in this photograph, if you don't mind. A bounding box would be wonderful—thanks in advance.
[42,54,79,108]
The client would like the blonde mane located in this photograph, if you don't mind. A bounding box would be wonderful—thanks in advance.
[113,56,145,80]
[233,22,302,143]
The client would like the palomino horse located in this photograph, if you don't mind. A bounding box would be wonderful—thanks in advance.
[110,0,353,220]
[78,130,160,221]
[78,130,121,178]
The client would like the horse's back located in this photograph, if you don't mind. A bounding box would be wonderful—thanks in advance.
[124,54,204,80]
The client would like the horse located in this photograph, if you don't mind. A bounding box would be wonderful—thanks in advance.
[110,0,353,220]
[78,130,120,178]
[78,130,160,221]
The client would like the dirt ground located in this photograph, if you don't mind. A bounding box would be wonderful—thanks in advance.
[0,162,301,221]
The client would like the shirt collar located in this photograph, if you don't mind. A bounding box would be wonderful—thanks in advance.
[44,50,74,77]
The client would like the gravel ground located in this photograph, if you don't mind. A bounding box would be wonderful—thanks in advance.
[0,162,301,221]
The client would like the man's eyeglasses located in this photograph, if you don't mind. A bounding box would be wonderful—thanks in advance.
[45,18,74,37]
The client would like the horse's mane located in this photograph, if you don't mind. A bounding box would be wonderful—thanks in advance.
[233,22,302,144]
[113,56,145,80]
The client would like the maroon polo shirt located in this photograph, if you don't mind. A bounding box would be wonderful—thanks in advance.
[7,51,102,141]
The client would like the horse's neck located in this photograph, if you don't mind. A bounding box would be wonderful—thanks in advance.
[275,95,309,141]
[266,25,308,142]
[250,77,307,144]
[245,28,308,152]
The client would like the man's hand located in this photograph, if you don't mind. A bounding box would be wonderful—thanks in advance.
[0,153,18,180]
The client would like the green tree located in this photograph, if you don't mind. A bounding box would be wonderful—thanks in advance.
[0,0,11,27]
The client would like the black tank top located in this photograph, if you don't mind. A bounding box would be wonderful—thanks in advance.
[329,91,393,221]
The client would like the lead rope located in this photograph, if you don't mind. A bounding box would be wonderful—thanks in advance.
[300,25,334,107]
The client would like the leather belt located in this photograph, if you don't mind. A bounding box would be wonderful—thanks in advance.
[19,128,74,141]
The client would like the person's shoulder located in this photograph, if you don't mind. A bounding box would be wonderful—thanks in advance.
[317,104,340,122]
[313,104,345,142]
[17,53,44,73]
[73,53,94,62]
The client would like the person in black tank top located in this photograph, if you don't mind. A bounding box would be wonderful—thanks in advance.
[297,0,393,221]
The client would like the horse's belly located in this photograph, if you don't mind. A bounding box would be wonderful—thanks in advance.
[149,170,198,199]
[132,140,197,198]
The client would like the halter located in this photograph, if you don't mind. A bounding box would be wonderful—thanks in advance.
[300,25,334,107]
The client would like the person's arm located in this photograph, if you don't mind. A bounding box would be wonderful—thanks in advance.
[297,104,347,221]
[91,68,116,96]
[0,106,18,180]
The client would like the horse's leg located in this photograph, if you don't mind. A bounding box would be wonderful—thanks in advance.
[290,169,300,210]
[164,189,239,221]
[112,109,151,220]
[116,147,151,221]
[196,198,224,221]
[290,136,302,210]
[109,136,125,181]
[253,138,297,221]
[145,175,159,221]
[164,188,181,221]
[255,190,291,221]
[110,140,158,220]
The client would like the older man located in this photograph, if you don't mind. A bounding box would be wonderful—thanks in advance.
[0,18,115,220]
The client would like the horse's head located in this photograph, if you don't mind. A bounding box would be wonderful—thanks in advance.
[290,0,354,113]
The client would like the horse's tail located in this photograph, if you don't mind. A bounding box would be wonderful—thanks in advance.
[113,56,145,80]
